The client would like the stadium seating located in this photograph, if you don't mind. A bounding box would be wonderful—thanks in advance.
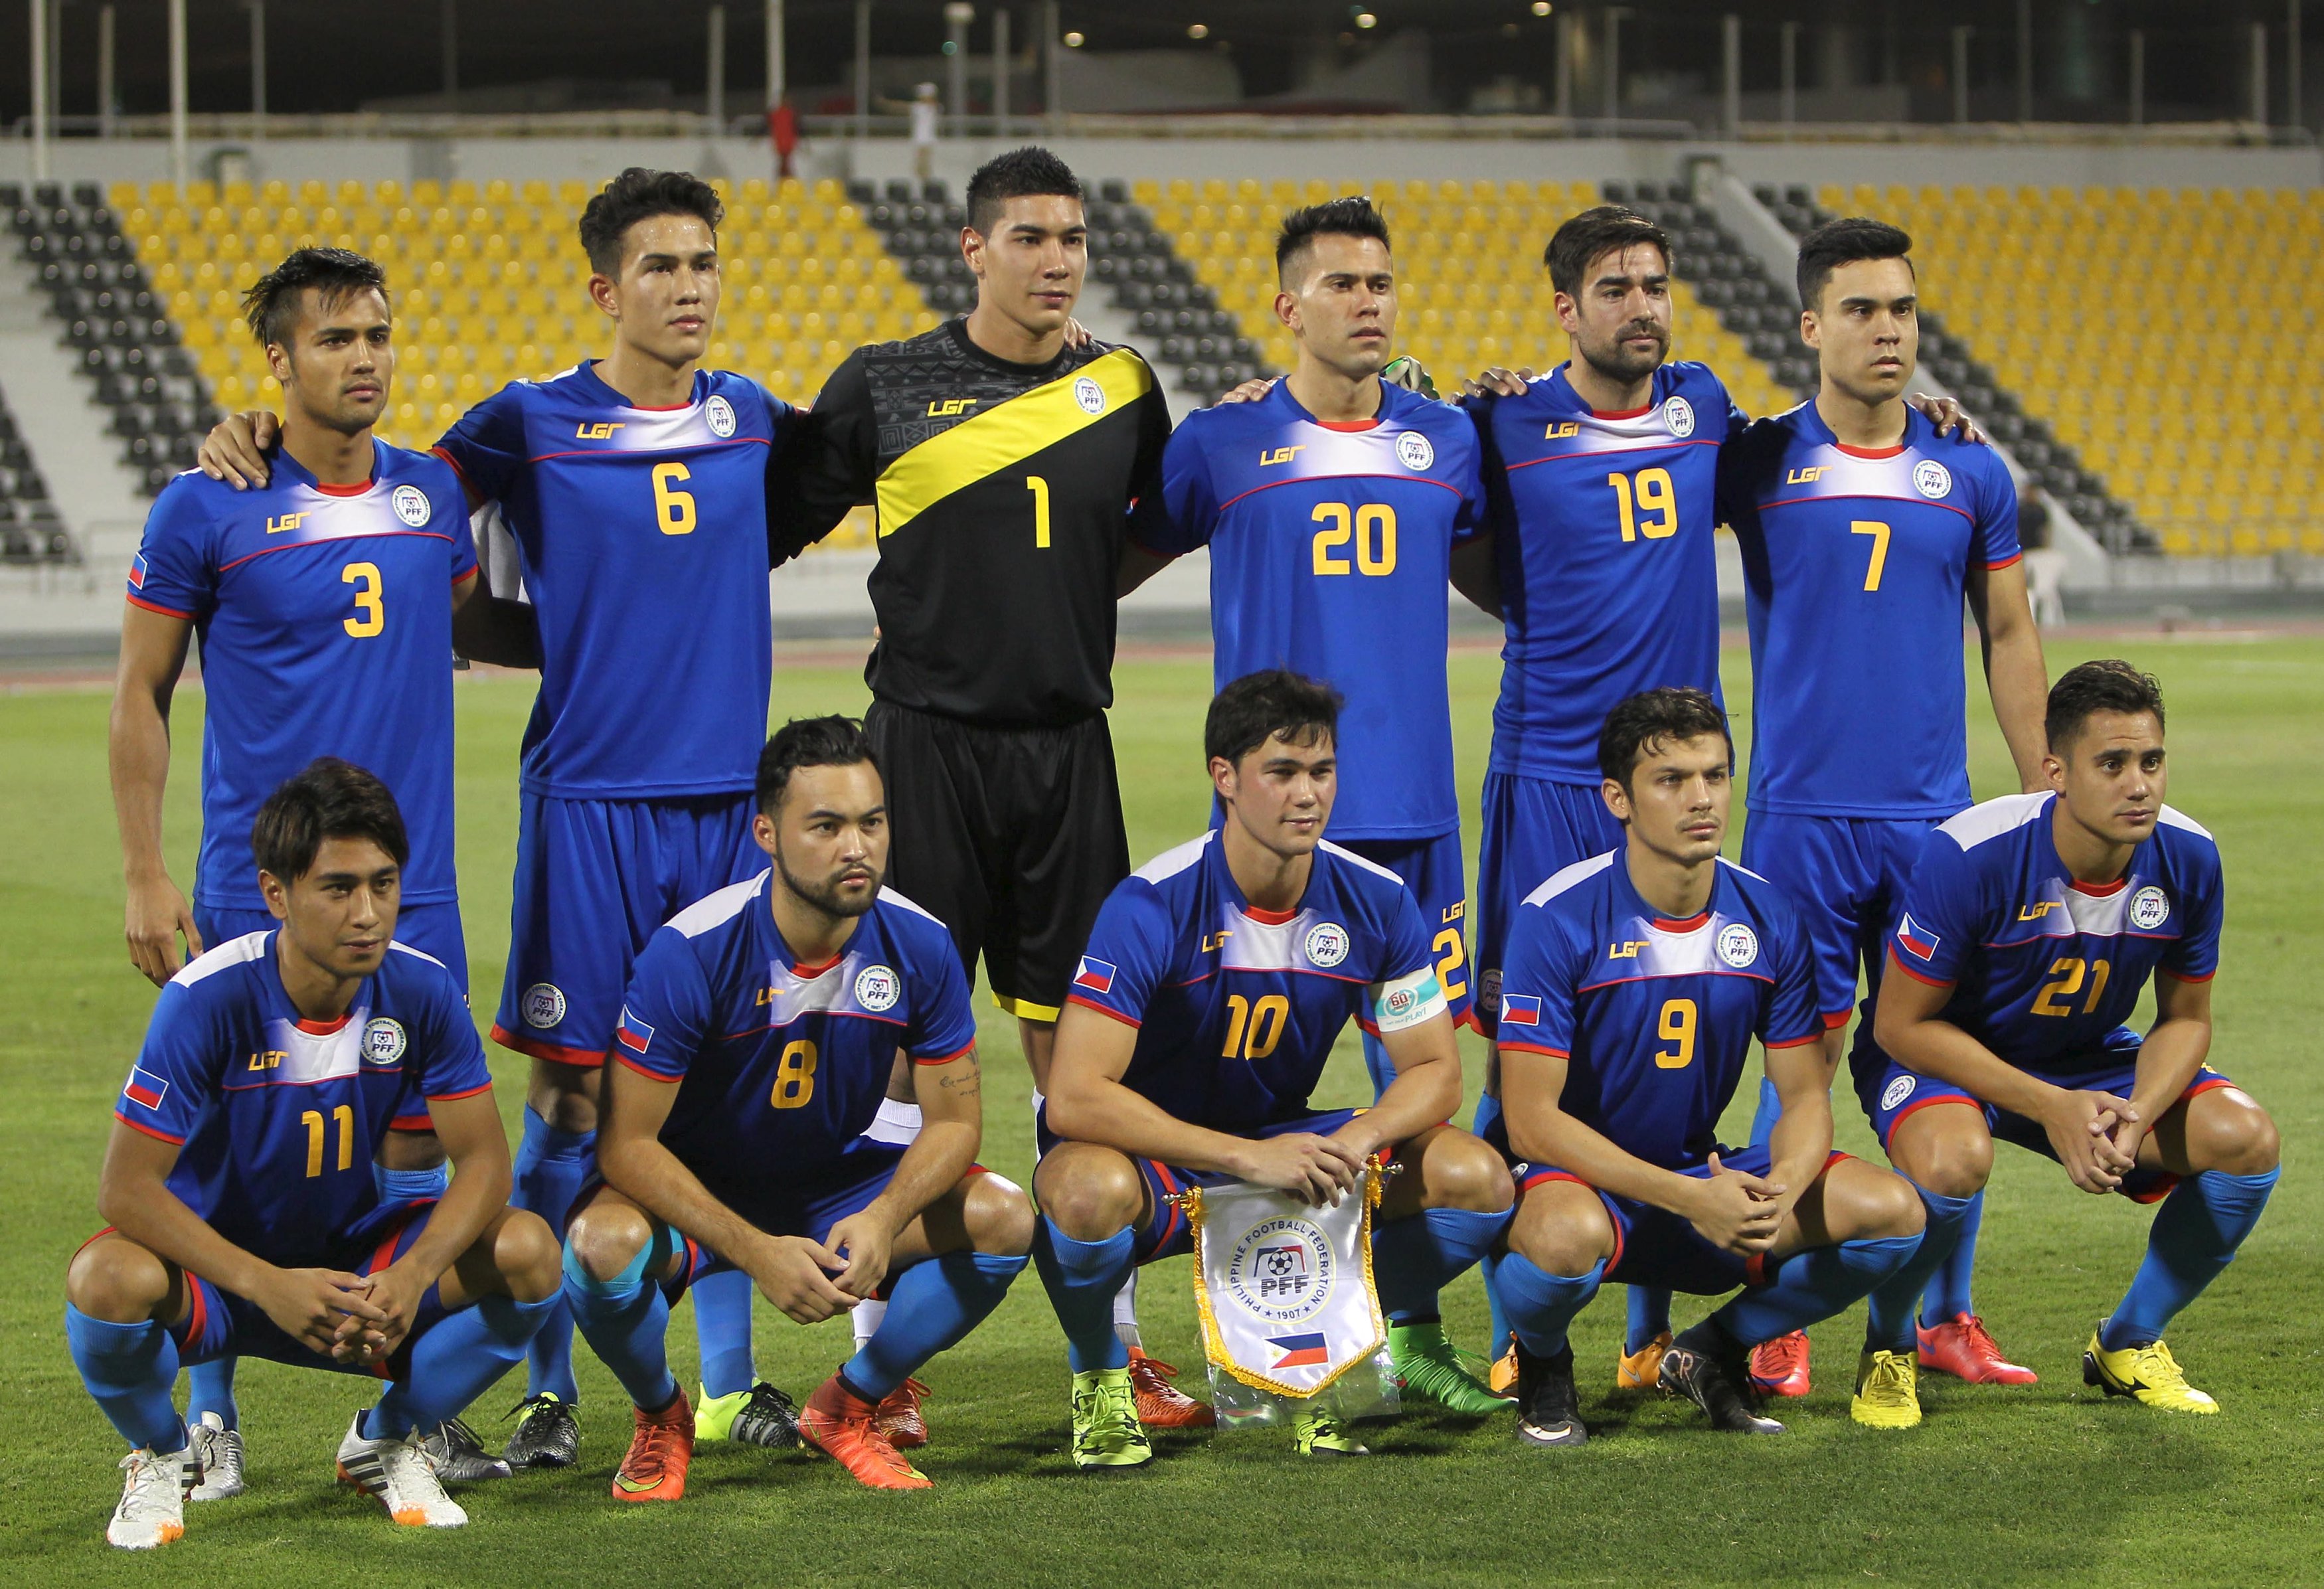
[1139,176,1797,421]
[1795,182,2324,558]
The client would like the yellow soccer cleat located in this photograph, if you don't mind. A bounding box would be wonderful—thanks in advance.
[2082,1330,2218,1414]
[1617,1329,1671,1391]
[1850,1349,1923,1430]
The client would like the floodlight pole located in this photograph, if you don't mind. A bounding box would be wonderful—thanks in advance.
[946,1,973,135]
[1720,14,1740,139]
[169,0,189,191]
[97,2,115,140]
[1953,25,1970,125]
[2250,22,2268,125]
[708,4,726,133]
[2015,0,2032,123]
[853,0,871,141]
[2128,29,2144,127]
[993,7,1010,137]
[1603,7,1622,124]
[1779,21,1796,140]
[29,0,48,183]
[248,1,266,143]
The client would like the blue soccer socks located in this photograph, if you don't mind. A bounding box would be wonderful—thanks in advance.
[1919,1189,1985,1327]
[1496,1253,1606,1359]
[511,1110,594,1404]
[67,1305,186,1454]
[1372,1205,1510,1327]
[560,1228,679,1412]
[1714,1234,1920,1347]
[1867,1189,1979,1355]
[2100,1167,2279,1351]
[362,1292,558,1442]
[842,1251,1027,1401]
[691,1267,759,1400]
[1033,1218,1135,1375]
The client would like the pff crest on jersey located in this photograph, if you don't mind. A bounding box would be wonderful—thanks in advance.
[1716,922,1760,968]
[2130,885,2171,930]
[1395,430,1436,471]
[1912,458,1953,498]
[1663,395,1696,437]
[1303,921,1352,968]
[853,963,902,1013]
[389,483,432,527]
[361,1017,407,1065]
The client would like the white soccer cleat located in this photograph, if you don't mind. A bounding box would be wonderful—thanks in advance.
[187,1410,246,1501]
[335,1412,468,1529]
[106,1440,191,1549]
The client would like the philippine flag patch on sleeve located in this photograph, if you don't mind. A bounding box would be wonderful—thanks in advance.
[123,1065,169,1110]
[1072,957,1116,995]
[1499,993,1542,1027]
[1897,914,1942,962]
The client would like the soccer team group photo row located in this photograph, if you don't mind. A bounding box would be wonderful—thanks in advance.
[76,145,2278,1550]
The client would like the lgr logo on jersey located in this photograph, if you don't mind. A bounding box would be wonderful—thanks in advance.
[854,964,901,1013]
[2129,885,2171,930]
[1663,396,1696,438]
[390,484,432,527]
[705,396,738,438]
[522,983,566,1029]
[1074,375,1108,416]
[362,1017,407,1065]
[1395,430,1435,471]
[1913,460,1952,499]
[1716,923,1759,968]
[1303,922,1351,968]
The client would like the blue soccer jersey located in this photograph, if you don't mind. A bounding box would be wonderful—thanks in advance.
[111,932,491,1264]
[1875,793,2223,1075]
[1722,404,2021,817]
[432,364,789,799]
[1493,852,1823,1170]
[1065,832,1448,1133]
[1142,380,1485,840]
[1470,361,1740,784]
[126,444,474,912]
[612,874,977,1228]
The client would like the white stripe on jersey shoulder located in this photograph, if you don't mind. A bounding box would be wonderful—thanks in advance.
[1133,831,1215,884]
[387,940,449,971]
[1716,855,1773,884]
[172,930,271,987]
[1523,850,1618,908]
[876,884,944,925]
[1936,792,2049,849]
[2156,804,2214,841]
[1319,839,1405,885]
[666,871,770,937]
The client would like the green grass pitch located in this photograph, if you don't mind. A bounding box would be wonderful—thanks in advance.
[1,634,2317,1586]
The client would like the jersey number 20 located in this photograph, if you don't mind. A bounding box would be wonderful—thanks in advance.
[1311,503,1397,576]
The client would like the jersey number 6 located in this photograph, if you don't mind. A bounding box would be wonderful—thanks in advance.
[653,463,697,535]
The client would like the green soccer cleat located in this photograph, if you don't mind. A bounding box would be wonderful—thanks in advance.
[1850,1349,1924,1430]
[1070,1367,1153,1471]
[1291,1404,1370,1458]
[1389,1321,1511,1415]
[695,1380,802,1448]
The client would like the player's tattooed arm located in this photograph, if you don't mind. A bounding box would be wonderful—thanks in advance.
[111,604,203,985]
[195,410,282,491]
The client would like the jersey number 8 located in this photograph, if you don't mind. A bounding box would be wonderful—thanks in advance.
[770,1039,817,1108]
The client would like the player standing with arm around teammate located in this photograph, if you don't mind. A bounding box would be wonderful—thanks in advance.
[1485,690,1926,1446]
[67,762,560,1549]
[1861,661,2277,1419]
[1131,197,1503,1414]
[1032,673,1513,1469]
[112,248,537,1490]
[1718,217,2049,1400]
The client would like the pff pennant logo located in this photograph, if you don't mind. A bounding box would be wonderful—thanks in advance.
[1227,1215,1337,1324]
[1395,430,1435,471]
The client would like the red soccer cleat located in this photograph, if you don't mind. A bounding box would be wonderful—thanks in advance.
[874,1377,931,1450]
[1748,1329,1812,1397]
[1918,1313,2038,1384]
[800,1375,933,1490]
[612,1387,694,1503]
[1127,1348,1216,1429]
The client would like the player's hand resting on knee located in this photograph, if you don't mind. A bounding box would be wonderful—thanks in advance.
[254,1265,388,1358]
[747,1233,859,1324]
[1686,1152,1786,1256]
[195,409,282,490]
[1233,1132,1365,1207]
[2040,1089,2139,1193]
[823,1212,894,1301]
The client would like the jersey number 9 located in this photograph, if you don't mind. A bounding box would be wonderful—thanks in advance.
[770,1039,817,1108]
[1608,467,1678,543]
[653,463,697,535]
[1311,503,1397,576]
[1654,997,1697,1069]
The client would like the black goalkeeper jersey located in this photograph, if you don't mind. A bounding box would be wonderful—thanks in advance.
[770,318,1171,728]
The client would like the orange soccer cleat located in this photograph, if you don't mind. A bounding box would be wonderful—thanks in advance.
[611,1387,695,1503]
[1127,1348,1216,1429]
[1748,1329,1812,1397]
[1617,1329,1671,1391]
[801,1375,934,1490]
[1918,1313,2038,1385]
[874,1377,932,1450]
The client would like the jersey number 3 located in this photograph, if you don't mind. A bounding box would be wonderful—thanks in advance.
[341,562,383,637]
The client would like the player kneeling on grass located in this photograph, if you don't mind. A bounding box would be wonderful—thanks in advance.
[1857,660,2278,1418]
[66,760,560,1549]
[1487,690,1926,1445]
[1033,670,1514,1469]
[561,718,1031,1497]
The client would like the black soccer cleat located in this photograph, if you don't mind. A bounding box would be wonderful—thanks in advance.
[1513,1343,1588,1448]
[421,1417,512,1483]
[501,1392,581,1469]
[711,1380,803,1450]
[1660,1327,1787,1434]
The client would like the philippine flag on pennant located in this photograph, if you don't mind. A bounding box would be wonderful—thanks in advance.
[1072,956,1116,995]
[1897,914,1942,962]
[1499,993,1542,1027]
[1269,1332,1330,1369]
[123,1066,169,1110]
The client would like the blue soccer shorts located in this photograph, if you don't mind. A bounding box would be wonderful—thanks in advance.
[493,790,759,1068]
[1331,829,1475,1031]
[1475,772,1623,1037]
[1740,811,1945,1032]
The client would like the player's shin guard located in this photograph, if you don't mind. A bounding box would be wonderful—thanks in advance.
[185,1359,238,1433]
[66,1305,187,1453]
[1713,1235,1920,1347]
[1495,1255,1606,1357]
[1372,1207,1511,1326]
[512,1110,593,1403]
[361,1293,558,1442]
[1625,1288,1674,1355]
[691,1268,758,1400]
[2099,1167,2278,1351]
[560,1237,679,1412]
[842,1252,1027,1400]
[1920,1189,1983,1327]
[1031,1218,1134,1375]
[1865,1191,1977,1355]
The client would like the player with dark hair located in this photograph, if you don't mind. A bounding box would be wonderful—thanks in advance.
[195,168,797,1469]
[1032,671,1514,1467]
[114,246,536,1490]
[1854,661,2277,1422]
[1717,214,2050,1402]
[1486,690,1926,1445]
[1132,195,1504,1414]
[560,718,1031,1497]
[68,760,560,1548]
[769,144,1189,1424]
